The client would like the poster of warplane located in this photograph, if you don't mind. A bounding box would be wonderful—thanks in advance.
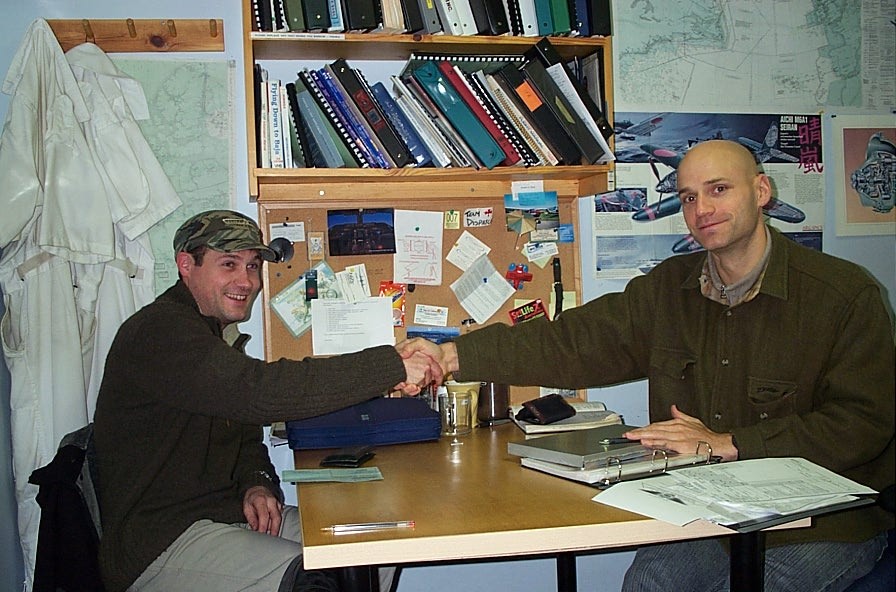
[593,112,826,279]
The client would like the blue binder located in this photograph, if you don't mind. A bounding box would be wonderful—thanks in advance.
[286,397,441,449]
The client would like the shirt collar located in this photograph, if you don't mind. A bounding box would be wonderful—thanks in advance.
[682,226,790,303]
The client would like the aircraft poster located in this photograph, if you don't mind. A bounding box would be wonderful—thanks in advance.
[593,112,825,279]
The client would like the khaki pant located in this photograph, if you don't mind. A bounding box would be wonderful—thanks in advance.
[130,506,394,591]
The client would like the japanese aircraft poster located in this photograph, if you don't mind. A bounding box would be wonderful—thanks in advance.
[594,112,825,279]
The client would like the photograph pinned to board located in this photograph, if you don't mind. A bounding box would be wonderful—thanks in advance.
[327,208,397,256]
[269,261,341,338]
[504,191,560,244]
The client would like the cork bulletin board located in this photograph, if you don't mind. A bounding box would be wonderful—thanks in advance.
[257,195,582,405]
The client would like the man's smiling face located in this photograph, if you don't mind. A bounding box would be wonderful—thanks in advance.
[177,248,263,327]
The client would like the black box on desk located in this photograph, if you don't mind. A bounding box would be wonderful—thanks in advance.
[286,397,441,449]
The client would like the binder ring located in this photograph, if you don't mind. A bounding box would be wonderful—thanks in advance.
[696,441,712,463]
[602,456,623,486]
[649,449,669,474]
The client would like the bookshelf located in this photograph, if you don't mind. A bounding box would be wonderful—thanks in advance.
[242,0,614,404]
[240,0,614,202]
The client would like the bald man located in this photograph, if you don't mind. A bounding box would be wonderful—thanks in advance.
[400,140,894,591]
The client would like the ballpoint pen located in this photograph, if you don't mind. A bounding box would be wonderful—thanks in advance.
[321,520,415,534]
[599,437,636,445]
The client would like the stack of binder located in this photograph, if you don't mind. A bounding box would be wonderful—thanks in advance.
[253,37,614,171]
[250,0,611,37]
[508,425,713,487]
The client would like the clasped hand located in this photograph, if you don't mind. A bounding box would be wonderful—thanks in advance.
[392,338,453,395]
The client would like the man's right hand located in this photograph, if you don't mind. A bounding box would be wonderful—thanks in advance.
[396,338,458,380]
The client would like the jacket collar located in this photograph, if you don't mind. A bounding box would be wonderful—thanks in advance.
[162,280,252,351]
[682,226,790,301]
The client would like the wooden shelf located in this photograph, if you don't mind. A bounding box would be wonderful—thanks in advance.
[241,0,614,200]
[254,165,610,201]
[250,31,609,62]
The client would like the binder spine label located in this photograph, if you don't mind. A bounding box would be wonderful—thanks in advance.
[514,80,543,112]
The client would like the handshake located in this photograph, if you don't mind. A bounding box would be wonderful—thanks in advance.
[391,338,460,396]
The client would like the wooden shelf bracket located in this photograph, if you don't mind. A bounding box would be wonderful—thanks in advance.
[46,18,225,53]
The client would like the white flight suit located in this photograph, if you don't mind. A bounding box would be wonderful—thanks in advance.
[0,19,180,589]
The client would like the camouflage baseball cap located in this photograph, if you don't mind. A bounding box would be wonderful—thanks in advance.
[173,210,277,262]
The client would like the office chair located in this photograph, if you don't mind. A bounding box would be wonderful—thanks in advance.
[843,484,895,592]
[28,423,104,592]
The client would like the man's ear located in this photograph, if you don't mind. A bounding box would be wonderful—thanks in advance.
[755,173,773,207]
[175,251,194,277]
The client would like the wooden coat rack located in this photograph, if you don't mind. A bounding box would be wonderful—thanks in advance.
[46,18,225,53]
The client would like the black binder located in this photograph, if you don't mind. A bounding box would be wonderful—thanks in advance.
[520,58,606,163]
[481,0,510,34]
[586,0,611,35]
[466,0,492,34]
[493,62,583,165]
[342,0,379,31]
[525,36,613,140]
[400,0,426,32]
[302,0,331,30]
[254,0,274,31]
[330,59,414,167]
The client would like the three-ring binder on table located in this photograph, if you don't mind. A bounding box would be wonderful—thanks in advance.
[508,424,713,486]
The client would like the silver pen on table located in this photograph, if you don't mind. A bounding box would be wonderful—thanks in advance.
[321,520,415,534]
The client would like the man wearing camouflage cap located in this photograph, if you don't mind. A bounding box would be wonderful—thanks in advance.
[94,210,434,592]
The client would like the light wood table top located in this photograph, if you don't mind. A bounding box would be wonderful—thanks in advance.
[293,423,741,569]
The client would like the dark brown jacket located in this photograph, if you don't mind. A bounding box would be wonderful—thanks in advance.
[94,281,404,591]
[456,229,895,546]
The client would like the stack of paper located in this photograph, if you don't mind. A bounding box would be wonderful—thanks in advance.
[593,457,877,529]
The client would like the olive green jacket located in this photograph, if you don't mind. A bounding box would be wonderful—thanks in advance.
[456,228,895,546]
[94,280,405,591]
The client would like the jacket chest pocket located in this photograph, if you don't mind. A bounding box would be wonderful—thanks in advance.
[747,377,798,419]
[649,348,697,404]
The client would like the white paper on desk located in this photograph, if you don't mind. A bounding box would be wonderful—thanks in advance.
[450,254,515,325]
[593,457,877,527]
[311,297,394,355]
[593,476,712,527]
[446,230,491,271]
[393,210,443,286]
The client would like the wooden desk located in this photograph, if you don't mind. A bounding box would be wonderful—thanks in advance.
[293,424,771,591]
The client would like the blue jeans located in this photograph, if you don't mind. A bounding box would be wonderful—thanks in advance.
[622,533,887,592]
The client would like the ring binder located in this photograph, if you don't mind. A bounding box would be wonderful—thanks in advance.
[512,427,717,487]
[649,449,669,474]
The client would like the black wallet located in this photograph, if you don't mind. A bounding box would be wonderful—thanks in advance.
[514,393,576,425]
[319,445,376,468]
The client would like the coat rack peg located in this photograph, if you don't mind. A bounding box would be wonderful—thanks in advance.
[166,19,177,37]
[126,18,137,38]
[82,19,95,43]
[209,19,218,38]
